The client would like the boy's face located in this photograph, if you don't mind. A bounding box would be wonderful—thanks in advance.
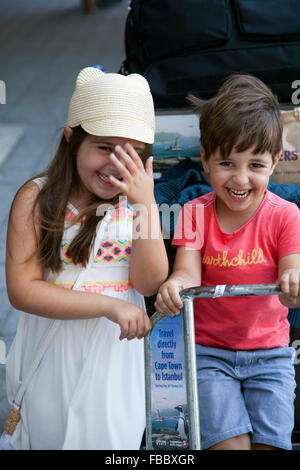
[201,145,280,217]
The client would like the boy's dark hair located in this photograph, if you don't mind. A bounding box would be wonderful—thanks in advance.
[188,74,282,161]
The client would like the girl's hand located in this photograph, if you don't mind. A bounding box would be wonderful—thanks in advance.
[279,268,300,307]
[108,143,155,206]
[154,279,184,317]
[106,298,151,340]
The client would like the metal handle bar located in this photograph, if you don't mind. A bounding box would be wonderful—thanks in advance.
[150,283,283,326]
[180,282,282,300]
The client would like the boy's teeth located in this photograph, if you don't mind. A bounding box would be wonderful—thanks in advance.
[229,189,249,199]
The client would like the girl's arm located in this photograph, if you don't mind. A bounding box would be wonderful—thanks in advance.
[109,144,169,296]
[154,245,201,316]
[6,182,151,340]
[278,253,300,308]
[129,197,169,296]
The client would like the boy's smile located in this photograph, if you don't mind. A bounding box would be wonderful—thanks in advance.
[201,145,280,231]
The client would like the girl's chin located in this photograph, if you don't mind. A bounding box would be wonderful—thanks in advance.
[93,176,120,198]
[96,189,120,200]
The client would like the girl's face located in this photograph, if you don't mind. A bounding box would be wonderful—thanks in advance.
[67,130,147,201]
[201,145,280,220]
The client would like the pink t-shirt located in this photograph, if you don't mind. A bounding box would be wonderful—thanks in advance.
[173,190,300,350]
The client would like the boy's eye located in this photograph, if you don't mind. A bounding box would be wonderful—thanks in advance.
[250,163,264,169]
[219,161,232,167]
[98,146,111,152]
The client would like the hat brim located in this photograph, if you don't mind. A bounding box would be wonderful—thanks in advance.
[80,118,154,144]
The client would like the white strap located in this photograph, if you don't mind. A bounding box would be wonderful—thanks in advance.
[13,209,113,409]
[13,320,60,408]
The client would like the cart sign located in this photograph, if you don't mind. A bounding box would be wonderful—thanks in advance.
[147,314,189,450]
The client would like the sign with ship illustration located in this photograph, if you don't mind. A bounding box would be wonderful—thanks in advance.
[153,113,201,174]
[154,113,200,159]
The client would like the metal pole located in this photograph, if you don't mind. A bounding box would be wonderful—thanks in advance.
[182,296,201,450]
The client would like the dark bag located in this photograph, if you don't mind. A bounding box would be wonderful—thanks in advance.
[120,0,300,108]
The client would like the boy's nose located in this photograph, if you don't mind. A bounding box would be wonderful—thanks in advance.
[232,170,250,185]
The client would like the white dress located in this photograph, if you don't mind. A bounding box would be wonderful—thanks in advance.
[6,178,146,450]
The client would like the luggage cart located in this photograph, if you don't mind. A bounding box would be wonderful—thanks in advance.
[144,283,283,450]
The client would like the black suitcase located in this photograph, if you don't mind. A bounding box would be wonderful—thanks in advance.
[120,0,300,108]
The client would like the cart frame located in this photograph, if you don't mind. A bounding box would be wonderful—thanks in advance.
[145,283,283,450]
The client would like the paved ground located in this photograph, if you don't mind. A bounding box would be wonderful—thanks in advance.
[0,0,129,434]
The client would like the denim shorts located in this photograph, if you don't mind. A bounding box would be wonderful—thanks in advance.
[196,344,297,450]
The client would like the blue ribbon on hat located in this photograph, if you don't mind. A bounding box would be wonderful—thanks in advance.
[91,65,105,72]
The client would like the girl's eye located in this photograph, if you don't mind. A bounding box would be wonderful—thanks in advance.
[98,146,111,152]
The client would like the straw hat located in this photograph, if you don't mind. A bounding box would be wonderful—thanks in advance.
[67,67,155,144]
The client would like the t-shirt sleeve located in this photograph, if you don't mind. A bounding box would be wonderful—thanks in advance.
[278,203,300,259]
[172,202,204,251]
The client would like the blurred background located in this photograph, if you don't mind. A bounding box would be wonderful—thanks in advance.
[1,0,300,447]
[0,0,129,434]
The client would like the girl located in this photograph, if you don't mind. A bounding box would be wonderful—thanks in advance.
[155,74,300,450]
[5,67,168,450]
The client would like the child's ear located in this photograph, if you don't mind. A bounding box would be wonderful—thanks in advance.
[200,144,209,173]
[270,152,281,175]
[64,126,73,143]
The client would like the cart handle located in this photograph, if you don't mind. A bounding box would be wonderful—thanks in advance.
[180,282,282,300]
[150,283,283,327]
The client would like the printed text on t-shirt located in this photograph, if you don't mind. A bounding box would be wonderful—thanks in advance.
[202,248,267,267]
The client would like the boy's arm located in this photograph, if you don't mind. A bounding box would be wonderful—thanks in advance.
[278,253,300,308]
[155,246,201,316]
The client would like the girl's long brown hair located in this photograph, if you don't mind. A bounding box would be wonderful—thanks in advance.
[20,126,151,272]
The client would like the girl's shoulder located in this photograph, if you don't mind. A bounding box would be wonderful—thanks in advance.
[13,179,42,209]
[8,180,42,243]
[31,176,47,190]
[11,176,48,218]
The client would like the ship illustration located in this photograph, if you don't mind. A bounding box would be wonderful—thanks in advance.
[167,137,182,151]
[155,409,163,421]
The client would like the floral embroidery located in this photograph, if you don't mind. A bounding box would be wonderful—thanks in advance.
[110,199,133,223]
[60,198,132,265]
[64,209,86,226]
[53,281,132,293]
[81,281,132,293]
[60,242,73,265]
[95,240,131,263]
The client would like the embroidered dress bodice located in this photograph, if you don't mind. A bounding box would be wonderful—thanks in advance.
[6,177,146,450]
